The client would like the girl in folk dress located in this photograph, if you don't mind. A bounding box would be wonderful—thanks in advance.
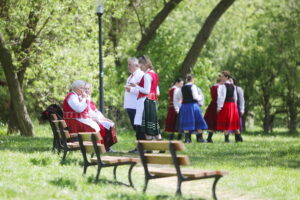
[216,71,243,142]
[204,77,222,143]
[165,78,184,138]
[129,55,161,140]
[174,74,208,143]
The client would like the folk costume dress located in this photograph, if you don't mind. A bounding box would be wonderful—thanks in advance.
[204,83,219,131]
[236,85,245,132]
[164,86,180,132]
[175,83,208,131]
[134,69,160,136]
[216,81,240,131]
[89,100,117,149]
[63,92,103,143]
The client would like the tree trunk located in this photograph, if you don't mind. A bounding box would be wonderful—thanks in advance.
[287,95,298,134]
[136,0,183,51]
[0,34,34,136]
[180,0,235,77]
[262,93,272,134]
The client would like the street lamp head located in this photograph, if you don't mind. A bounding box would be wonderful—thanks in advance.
[95,0,105,15]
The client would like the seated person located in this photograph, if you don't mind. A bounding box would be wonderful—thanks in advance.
[63,80,104,143]
[84,82,117,151]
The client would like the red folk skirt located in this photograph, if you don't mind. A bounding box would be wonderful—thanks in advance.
[165,106,178,132]
[204,102,218,131]
[216,102,240,131]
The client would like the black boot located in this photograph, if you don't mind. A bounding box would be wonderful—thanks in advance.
[184,133,191,143]
[177,133,183,141]
[235,134,243,142]
[207,132,213,143]
[196,133,206,143]
[225,135,230,143]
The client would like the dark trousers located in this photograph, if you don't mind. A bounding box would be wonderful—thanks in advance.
[126,108,136,130]
[135,125,146,140]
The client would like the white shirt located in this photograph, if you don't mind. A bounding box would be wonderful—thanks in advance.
[123,69,144,109]
[236,86,245,114]
[174,83,203,113]
[217,80,237,111]
[67,92,100,132]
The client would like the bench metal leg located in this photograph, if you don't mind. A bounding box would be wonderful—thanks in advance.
[113,166,117,180]
[143,178,149,193]
[83,165,88,175]
[95,166,102,183]
[212,176,221,200]
[176,180,182,196]
[128,164,135,188]
[62,150,67,161]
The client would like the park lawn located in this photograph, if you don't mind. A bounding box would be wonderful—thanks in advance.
[0,124,299,200]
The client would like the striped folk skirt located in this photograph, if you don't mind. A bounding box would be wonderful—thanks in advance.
[141,98,160,136]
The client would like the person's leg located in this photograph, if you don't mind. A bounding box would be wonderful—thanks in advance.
[196,129,206,143]
[224,131,230,142]
[207,130,214,143]
[234,129,243,142]
[126,108,136,130]
[184,130,192,143]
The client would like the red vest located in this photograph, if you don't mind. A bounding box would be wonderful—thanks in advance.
[63,92,90,119]
[168,87,176,107]
[137,71,159,100]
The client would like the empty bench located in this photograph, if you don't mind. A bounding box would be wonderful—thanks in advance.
[78,133,139,187]
[137,140,229,200]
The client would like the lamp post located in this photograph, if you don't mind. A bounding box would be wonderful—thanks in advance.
[95,0,105,113]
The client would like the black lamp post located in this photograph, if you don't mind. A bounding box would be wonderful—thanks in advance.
[95,0,105,113]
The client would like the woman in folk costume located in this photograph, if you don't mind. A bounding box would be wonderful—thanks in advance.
[174,74,208,143]
[216,71,242,142]
[164,78,184,138]
[129,55,161,140]
[84,83,117,152]
[63,80,102,141]
[204,76,222,143]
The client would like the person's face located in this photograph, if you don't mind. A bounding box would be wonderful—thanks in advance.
[74,85,84,95]
[140,64,147,72]
[84,86,91,95]
[128,61,135,73]
[177,81,184,88]
[218,73,227,83]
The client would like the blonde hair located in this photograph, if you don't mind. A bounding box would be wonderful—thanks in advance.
[138,55,154,69]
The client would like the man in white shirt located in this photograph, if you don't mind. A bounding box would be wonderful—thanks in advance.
[123,57,144,152]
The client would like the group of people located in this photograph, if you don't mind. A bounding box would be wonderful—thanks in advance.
[63,80,117,152]
[62,56,244,154]
[165,71,244,143]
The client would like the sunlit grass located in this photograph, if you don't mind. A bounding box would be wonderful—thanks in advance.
[0,123,299,200]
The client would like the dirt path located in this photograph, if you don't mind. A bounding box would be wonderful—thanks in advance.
[133,167,269,200]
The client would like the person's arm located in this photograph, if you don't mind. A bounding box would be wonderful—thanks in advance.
[197,87,204,107]
[156,86,160,96]
[217,84,226,111]
[135,73,151,94]
[238,87,245,114]
[67,94,88,113]
[174,89,182,113]
[191,85,203,102]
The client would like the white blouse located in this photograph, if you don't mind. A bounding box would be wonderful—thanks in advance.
[217,80,237,111]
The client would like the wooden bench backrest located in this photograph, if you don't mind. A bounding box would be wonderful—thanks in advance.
[51,114,58,120]
[138,141,190,166]
[52,120,71,139]
[78,133,106,153]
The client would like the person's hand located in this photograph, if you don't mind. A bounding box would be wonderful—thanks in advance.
[125,86,131,92]
[240,112,244,116]
[129,83,136,87]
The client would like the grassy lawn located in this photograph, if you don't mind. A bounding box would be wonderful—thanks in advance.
[0,124,299,200]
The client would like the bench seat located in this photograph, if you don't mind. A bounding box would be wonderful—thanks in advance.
[91,156,139,164]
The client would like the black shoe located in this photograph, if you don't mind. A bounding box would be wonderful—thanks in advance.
[235,134,243,142]
[177,133,183,140]
[184,133,192,143]
[196,134,206,143]
[206,138,213,143]
[128,148,138,153]
[225,135,230,143]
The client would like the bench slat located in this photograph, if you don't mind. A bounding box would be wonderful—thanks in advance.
[149,168,229,178]
[90,156,139,164]
[84,143,106,153]
[78,132,103,141]
[144,154,189,165]
[138,141,185,151]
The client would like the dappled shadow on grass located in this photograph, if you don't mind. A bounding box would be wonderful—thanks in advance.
[244,131,300,137]
[86,175,133,188]
[49,177,77,190]
[60,158,80,166]
[30,157,52,166]
[107,192,205,200]
[0,135,52,153]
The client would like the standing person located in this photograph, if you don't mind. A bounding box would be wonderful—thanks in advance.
[216,71,242,142]
[84,83,117,152]
[123,57,144,153]
[129,55,161,141]
[232,78,245,140]
[204,77,222,143]
[165,78,184,139]
[174,74,208,143]
[63,80,102,138]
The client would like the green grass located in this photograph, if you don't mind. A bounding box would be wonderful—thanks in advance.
[0,123,299,200]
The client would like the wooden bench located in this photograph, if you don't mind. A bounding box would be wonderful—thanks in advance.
[52,120,80,161]
[78,133,139,187]
[137,140,229,199]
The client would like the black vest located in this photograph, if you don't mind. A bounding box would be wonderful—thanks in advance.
[182,85,197,104]
[225,83,234,102]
